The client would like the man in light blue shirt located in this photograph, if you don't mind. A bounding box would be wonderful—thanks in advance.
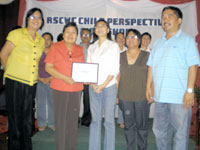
[146,6,200,150]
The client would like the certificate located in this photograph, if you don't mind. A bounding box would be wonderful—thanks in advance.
[72,62,99,83]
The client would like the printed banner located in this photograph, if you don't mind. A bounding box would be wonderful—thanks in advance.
[24,0,197,46]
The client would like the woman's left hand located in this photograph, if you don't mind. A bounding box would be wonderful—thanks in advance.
[92,84,104,93]
[65,76,75,85]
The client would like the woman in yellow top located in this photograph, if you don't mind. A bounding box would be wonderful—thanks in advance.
[0,8,44,150]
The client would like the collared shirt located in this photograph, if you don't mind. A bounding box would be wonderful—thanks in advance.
[147,29,200,104]
[141,47,151,53]
[4,28,44,86]
[87,39,120,87]
[38,52,51,78]
[45,40,84,92]
[120,47,127,53]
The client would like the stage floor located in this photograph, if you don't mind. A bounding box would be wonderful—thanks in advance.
[32,119,195,150]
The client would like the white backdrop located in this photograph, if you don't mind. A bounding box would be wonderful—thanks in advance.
[25,0,198,47]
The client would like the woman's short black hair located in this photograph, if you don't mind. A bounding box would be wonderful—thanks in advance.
[62,22,78,35]
[125,28,141,47]
[162,6,183,19]
[42,32,54,41]
[25,7,44,30]
[92,18,112,43]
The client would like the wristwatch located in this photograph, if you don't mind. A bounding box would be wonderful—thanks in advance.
[186,88,194,94]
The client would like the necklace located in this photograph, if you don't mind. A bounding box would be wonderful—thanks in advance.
[68,51,72,61]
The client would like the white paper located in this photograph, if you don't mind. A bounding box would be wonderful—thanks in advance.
[72,63,99,83]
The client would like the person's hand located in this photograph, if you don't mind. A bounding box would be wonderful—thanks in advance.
[64,76,75,85]
[92,84,98,92]
[39,78,47,84]
[92,84,105,93]
[146,87,154,104]
[183,92,195,109]
[39,78,45,84]
[116,99,119,104]
[42,78,50,84]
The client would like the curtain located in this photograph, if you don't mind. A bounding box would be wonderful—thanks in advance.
[151,0,194,4]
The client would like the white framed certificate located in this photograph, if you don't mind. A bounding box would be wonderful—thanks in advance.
[72,62,99,83]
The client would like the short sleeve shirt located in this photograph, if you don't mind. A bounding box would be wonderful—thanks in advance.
[147,30,200,104]
[45,41,84,92]
[4,28,45,86]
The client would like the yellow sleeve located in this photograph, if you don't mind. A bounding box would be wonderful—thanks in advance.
[6,28,21,46]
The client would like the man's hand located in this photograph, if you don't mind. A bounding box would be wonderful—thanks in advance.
[183,92,195,109]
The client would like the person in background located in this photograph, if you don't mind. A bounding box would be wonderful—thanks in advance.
[115,32,126,129]
[115,32,126,53]
[0,7,44,150]
[146,6,200,150]
[57,33,63,42]
[80,28,92,127]
[45,22,84,150]
[36,32,54,131]
[140,32,152,52]
[87,18,120,150]
[118,29,149,150]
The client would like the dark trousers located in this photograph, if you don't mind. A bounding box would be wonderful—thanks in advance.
[81,85,91,126]
[52,90,81,150]
[5,78,36,150]
[119,99,149,150]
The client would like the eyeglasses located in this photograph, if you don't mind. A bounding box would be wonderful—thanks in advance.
[82,34,91,38]
[126,35,138,39]
[29,15,42,20]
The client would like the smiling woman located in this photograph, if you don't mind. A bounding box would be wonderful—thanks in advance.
[87,19,120,150]
[0,7,45,150]
[117,28,150,150]
[45,22,84,150]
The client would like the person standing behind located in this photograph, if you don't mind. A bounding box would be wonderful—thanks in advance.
[45,22,84,150]
[118,29,149,150]
[36,32,54,131]
[0,7,45,150]
[87,19,120,150]
[115,32,126,53]
[80,28,92,126]
[146,6,200,150]
[115,32,126,129]
[140,32,152,52]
